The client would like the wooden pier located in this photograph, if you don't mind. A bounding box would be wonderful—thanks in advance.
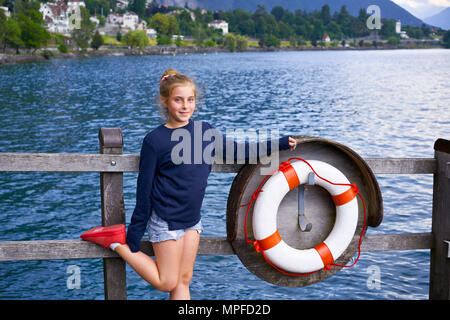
[0,128,448,300]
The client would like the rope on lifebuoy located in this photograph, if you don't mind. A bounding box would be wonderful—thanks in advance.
[240,157,367,277]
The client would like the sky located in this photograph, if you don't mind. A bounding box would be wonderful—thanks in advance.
[391,0,450,19]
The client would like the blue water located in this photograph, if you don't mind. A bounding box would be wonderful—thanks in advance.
[0,49,449,300]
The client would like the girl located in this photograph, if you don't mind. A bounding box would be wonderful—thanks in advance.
[81,69,297,300]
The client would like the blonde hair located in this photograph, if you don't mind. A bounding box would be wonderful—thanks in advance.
[158,69,199,120]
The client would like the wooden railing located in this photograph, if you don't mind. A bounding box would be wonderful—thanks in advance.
[0,128,448,300]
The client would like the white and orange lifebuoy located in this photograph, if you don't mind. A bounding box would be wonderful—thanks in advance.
[252,160,359,274]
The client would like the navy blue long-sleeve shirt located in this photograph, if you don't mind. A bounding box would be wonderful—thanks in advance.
[126,119,291,252]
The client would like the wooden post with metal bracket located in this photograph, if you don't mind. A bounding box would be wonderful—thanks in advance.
[99,128,127,300]
[429,138,450,300]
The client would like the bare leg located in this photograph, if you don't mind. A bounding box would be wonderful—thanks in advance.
[170,230,200,300]
[114,238,184,292]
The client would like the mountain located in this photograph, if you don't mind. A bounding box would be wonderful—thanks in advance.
[391,0,447,20]
[423,7,450,30]
[159,0,426,27]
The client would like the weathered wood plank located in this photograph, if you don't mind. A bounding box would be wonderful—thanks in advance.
[364,158,437,174]
[0,153,437,174]
[0,238,234,261]
[0,233,433,261]
[0,239,118,261]
[360,232,434,251]
[0,153,139,172]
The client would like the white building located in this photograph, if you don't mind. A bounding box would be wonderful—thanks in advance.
[116,0,129,10]
[107,13,123,25]
[395,20,401,34]
[67,0,85,9]
[146,28,157,38]
[104,12,149,35]
[137,20,147,30]
[322,33,330,42]
[396,20,409,39]
[40,1,70,34]
[0,6,10,18]
[39,0,86,35]
[207,20,228,35]
[122,11,139,30]
[90,16,100,25]
[67,0,86,23]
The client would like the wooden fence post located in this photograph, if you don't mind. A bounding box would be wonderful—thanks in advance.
[429,138,450,300]
[99,128,127,300]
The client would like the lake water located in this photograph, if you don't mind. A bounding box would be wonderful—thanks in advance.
[0,48,449,300]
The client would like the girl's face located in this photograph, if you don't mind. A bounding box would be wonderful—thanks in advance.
[163,85,196,128]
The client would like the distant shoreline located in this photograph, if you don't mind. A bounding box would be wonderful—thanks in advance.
[0,43,445,66]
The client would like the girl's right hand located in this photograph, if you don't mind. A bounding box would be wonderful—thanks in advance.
[289,137,297,150]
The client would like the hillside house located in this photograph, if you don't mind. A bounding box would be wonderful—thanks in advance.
[0,6,10,18]
[107,13,123,25]
[207,20,228,35]
[122,11,139,30]
[39,0,86,35]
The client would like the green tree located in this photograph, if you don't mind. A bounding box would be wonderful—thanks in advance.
[277,21,293,40]
[192,25,206,47]
[84,0,110,18]
[442,30,450,48]
[128,0,145,18]
[357,8,369,25]
[175,35,183,47]
[387,36,399,46]
[98,15,105,26]
[57,43,68,53]
[288,34,301,47]
[167,15,179,36]
[156,33,171,45]
[203,39,215,47]
[16,12,50,53]
[271,6,284,22]
[224,32,236,51]
[380,18,397,39]
[123,29,149,50]
[337,5,352,37]
[70,7,95,52]
[0,17,22,53]
[405,26,424,39]
[264,14,277,35]
[263,34,280,47]
[14,0,40,16]
[420,23,431,38]
[91,29,103,50]
[311,17,324,41]
[320,4,331,25]
[237,18,255,36]
[230,9,254,36]
[325,21,341,40]
[236,34,248,51]
[175,10,195,36]
[149,13,170,35]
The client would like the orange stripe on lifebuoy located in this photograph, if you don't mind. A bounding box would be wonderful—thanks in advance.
[280,162,300,190]
[314,242,334,267]
[258,230,282,251]
[332,187,356,206]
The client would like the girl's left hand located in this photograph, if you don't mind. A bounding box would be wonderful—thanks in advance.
[289,137,297,150]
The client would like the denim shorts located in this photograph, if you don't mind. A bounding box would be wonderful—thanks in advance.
[148,210,203,243]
